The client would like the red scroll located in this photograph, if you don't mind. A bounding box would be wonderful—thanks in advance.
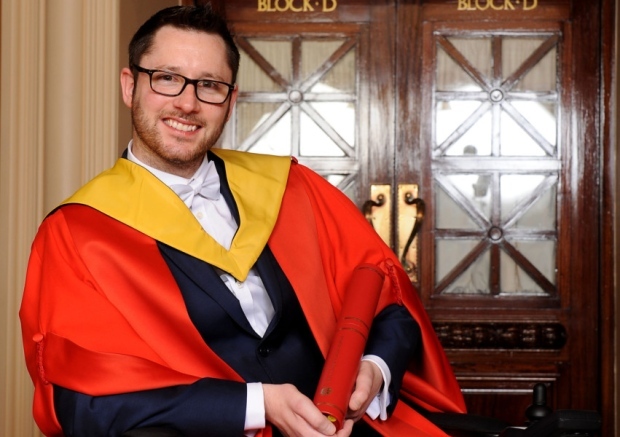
[313,264,385,430]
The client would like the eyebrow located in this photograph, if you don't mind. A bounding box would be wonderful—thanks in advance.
[153,65,229,83]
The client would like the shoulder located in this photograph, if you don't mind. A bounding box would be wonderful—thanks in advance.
[37,204,131,248]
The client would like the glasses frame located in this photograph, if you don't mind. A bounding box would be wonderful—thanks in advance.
[132,64,235,104]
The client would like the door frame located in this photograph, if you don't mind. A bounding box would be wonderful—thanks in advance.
[199,0,618,433]
[600,0,617,433]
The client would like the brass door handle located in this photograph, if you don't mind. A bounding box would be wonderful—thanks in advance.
[398,184,424,282]
[362,196,385,224]
[363,185,391,247]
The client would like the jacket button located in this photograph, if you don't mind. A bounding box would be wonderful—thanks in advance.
[258,347,271,357]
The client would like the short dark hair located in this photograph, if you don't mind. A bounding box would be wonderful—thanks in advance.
[128,4,240,83]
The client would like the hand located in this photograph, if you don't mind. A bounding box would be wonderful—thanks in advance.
[263,383,353,437]
[346,360,384,423]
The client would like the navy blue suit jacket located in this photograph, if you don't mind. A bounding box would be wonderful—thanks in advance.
[53,154,420,436]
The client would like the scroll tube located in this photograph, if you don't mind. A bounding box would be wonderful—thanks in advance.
[313,264,385,430]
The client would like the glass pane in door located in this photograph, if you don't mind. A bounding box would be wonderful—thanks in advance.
[223,34,361,198]
[432,33,560,298]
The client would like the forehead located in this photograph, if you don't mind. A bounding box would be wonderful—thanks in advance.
[143,26,231,80]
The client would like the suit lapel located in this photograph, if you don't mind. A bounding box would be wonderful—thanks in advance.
[254,248,283,338]
[210,151,240,224]
[160,243,259,337]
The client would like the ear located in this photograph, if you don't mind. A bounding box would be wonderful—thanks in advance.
[225,85,239,122]
[120,67,135,108]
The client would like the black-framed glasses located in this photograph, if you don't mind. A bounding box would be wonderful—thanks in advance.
[132,64,234,104]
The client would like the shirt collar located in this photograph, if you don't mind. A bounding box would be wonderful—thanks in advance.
[126,140,211,188]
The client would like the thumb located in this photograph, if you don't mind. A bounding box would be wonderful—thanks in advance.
[315,416,337,435]
[349,384,370,412]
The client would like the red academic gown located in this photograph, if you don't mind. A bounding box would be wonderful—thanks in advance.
[20,149,465,436]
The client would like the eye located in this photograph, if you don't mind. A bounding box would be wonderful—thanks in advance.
[152,71,182,84]
[197,80,221,91]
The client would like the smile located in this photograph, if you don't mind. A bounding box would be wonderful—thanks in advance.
[164,119,199,132]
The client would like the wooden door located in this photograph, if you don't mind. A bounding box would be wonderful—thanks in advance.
[398,0,602,427]
[197,0,609,433]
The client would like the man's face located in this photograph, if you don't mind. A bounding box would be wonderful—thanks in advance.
[120,26,237,177]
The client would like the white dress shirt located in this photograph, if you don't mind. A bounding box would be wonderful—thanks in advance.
[126,143,390,433]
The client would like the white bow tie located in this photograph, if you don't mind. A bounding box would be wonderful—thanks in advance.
[170,161,221,207]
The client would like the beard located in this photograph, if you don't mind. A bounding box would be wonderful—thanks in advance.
[131,98,227,173]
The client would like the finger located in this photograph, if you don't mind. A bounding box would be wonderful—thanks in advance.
[301,405,337,435]
[335,419,355,436]
[293,417,337,437]
[264,384,336,436]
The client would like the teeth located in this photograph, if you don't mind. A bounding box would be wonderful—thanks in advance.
[165,119,198,132]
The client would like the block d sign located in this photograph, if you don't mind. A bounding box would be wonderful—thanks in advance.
[457,0,538,10]
[257,0,338,12]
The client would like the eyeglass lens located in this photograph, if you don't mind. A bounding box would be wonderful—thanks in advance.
[150,71,230,104]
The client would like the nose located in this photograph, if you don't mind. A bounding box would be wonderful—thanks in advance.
[173,83,201,113]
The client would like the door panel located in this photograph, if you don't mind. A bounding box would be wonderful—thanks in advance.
[222,24,366,199]
[216,2,396,208]
[200,0,604,430]
[418,21,564,304]
[406,3,599,425]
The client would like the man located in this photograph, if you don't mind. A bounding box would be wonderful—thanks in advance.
[20,4,465,436]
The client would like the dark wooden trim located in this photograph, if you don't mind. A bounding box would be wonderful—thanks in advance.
[434,321,567,350]
[568,0,601,413]
[600,0,617,435]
